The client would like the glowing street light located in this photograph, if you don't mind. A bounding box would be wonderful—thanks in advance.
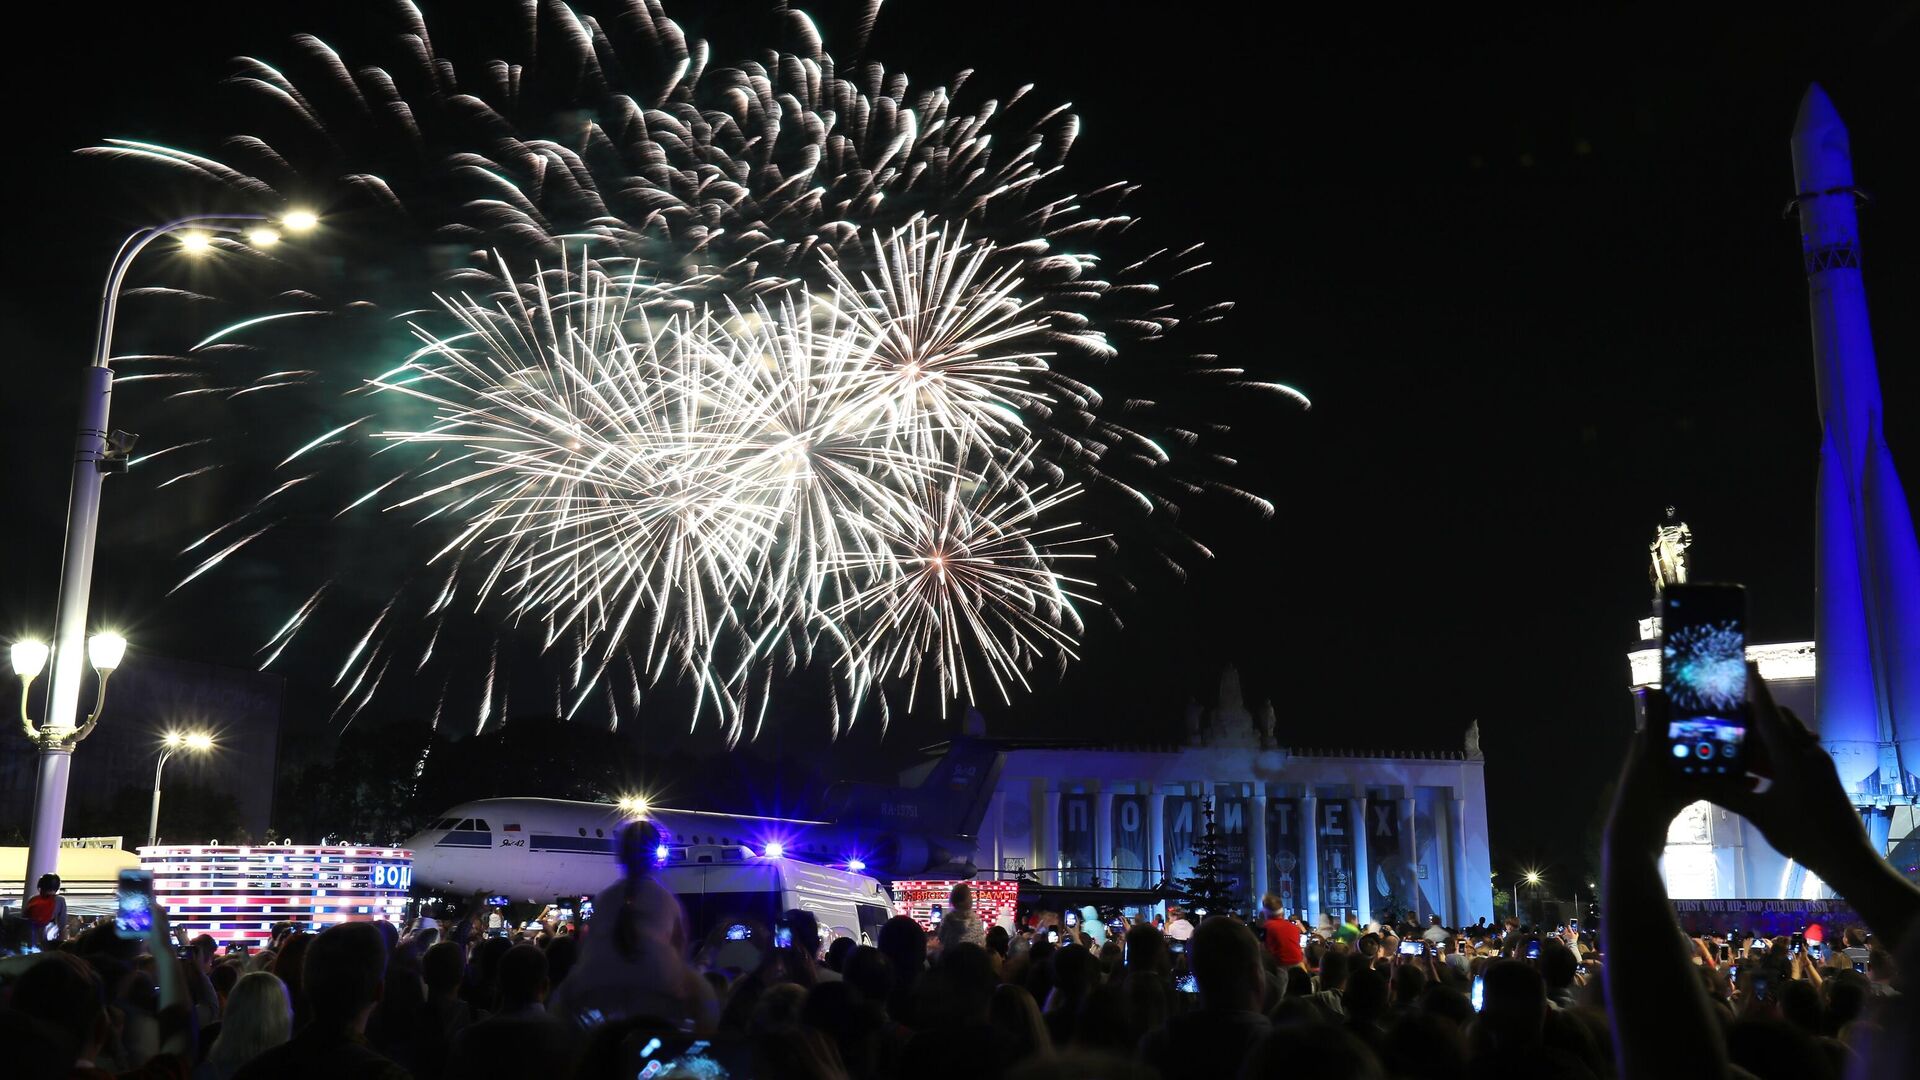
[20,204,327,898]
[87,633,126,673]
[150,731,215,846]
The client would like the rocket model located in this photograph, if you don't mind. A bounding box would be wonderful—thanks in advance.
[1793,84,1920,844]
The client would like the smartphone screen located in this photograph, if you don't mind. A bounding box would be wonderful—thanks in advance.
[774,921,794,949]
[1175,973,1199,993]
[1660,584,1748,777]
[1526,940,1541,960]
[1048,930,1060,944]
[1471,975,1485,1012]
[1065,911,1078,927]
[930,904,943,921]
[116,870,155,940]
[1398,939,1423,956]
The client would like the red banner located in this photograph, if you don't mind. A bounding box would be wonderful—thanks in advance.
[891,879,1021,933]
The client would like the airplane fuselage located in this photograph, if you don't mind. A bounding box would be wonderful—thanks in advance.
[405,797,923,901]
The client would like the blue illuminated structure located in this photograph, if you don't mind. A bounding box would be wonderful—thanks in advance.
[1794,85,1920,847]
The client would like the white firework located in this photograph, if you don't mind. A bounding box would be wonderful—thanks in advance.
[368,222,1085,739]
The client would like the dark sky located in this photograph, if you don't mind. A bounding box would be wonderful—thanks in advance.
[5,2,1920,883]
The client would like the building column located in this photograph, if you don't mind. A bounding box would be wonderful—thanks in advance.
[989,790,1005,877]
[1400,796,1419,919]
[1431,795,1456,925]
[1148,787,1167,888]
[1249,791,1269,909]
[1449,796,1471,926]
[1352,795,1372,926]
[1300,794,1320,923]
[1028,779,1047,878]
[1044,788,1063,887]
[1095,786,1115,888]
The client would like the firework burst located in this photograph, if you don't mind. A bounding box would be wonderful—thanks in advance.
[366,223,1087,739]
[90,1,1307,738]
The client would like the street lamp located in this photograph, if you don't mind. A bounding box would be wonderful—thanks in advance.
[1521,870,1543,926]
[149,731,215,846]
[17,208,318,897]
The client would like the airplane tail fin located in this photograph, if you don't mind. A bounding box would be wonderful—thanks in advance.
[826,737,1003,840]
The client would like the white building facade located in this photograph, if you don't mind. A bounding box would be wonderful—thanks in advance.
[965,675,1496,926]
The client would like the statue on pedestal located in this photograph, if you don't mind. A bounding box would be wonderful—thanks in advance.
[1650,506,1692,591]
[1465,720,1483,760]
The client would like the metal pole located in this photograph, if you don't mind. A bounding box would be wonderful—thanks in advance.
[148,747,175,847]
[22,363,113,897]
[21,215,256,896]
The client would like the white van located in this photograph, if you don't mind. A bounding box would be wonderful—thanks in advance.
[656,845,894,950]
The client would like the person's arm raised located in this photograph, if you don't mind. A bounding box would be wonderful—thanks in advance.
[148,903,198,1060]
[1602,691,1733,1080]
[1715,667,1920,950]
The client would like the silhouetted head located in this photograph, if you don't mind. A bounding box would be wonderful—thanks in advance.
[1191,916,1263,1012]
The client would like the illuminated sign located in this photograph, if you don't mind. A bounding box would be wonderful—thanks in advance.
[892,879,1020,933]
[139,845,414,943]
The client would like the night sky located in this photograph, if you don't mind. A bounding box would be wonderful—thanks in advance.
[5,3,1920,889]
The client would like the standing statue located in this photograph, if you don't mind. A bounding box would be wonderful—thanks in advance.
[1257,701,1277,748]
[1650,506,1693,590]
[1464,720,1483,760]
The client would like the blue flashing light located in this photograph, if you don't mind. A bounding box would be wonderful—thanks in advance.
[655,844,670,863]
[764,841,785,858]
[846,858,866,872]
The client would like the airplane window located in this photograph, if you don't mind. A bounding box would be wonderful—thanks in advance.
[455,819,474,831]
[472,819,489,830]
[595,829,604,837]
[579,827,587,836]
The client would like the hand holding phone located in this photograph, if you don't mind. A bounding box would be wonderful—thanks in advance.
[1660,584,1750,783]
[116,870,155,940]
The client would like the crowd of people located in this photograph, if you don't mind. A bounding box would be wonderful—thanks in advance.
[1,669,1916,1078]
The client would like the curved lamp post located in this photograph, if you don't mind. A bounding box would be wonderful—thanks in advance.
[149,732,214,846]
[16,210,316,896]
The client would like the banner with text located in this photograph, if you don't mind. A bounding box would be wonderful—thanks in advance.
[1318,799,1356,918]
[1059,794,1095,886]
[1266,799,1303,914]
[1670,899,1863,937]
[1164,795,1200,887]
[1364,796,1414,921]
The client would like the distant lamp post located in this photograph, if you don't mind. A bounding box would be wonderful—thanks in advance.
[1521,870,1544,925]
[18,207,319,897]
[149,731,215,846]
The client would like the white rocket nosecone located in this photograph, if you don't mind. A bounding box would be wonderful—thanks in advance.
[1793,84,1920,800]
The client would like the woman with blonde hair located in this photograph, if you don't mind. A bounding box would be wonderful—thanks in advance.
[203,971,292,1080]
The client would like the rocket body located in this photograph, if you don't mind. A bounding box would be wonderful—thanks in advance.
[1793,85,1920,801]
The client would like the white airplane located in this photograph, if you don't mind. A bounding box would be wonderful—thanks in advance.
[404,739,1001,902]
